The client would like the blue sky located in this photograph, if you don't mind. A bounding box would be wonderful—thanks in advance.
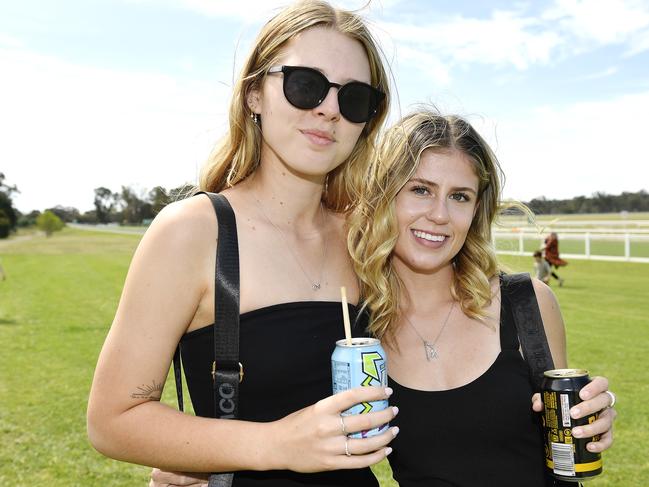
[2,0,649,212]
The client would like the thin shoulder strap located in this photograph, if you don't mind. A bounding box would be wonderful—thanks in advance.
[500,272,554,391]
[173,192,241,415]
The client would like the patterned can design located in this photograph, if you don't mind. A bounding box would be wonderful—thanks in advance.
[542,369,602,482]
[331,337,389,438]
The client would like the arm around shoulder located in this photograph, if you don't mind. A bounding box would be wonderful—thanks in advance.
[531,278,567,369]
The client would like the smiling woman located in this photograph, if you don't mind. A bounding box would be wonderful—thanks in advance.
[347,109,617,487]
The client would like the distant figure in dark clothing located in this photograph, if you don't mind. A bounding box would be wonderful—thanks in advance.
[543,232,567,286]
[533,251,551,284]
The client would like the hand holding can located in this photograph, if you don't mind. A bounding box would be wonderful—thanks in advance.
[542,369,603,482]
[331,337,389,438]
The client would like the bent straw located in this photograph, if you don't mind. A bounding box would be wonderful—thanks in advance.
[340,286,352,346]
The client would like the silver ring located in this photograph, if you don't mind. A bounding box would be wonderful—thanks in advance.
[344,438,351,457]
[340,415,347,435]
[605,390,616,408]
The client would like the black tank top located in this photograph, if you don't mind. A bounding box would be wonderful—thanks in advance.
[387,293,546,487]
[180,302,378,487]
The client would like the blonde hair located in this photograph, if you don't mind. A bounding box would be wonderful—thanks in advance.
[348,110,508,343]
[198,0,390,212]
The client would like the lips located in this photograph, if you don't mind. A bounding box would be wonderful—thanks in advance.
[300,129,335,145]
[412,229,448,243]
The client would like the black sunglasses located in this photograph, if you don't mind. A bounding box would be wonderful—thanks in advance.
[267,65,385,124]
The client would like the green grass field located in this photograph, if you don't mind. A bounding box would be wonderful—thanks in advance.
[1,228,647,485]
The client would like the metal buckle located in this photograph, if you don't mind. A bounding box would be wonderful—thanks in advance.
[211,361,244,383]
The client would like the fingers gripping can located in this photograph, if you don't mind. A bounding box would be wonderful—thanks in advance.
[331,338,389,438]
[542,369,602,482]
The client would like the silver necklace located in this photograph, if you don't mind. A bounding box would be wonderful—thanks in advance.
[253,192,327,291]
[403,301,456,361]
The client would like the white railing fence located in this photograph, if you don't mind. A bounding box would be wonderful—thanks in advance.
[492,230,649,264]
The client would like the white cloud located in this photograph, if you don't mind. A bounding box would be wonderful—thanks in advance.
[0,47,231,212]
[374,0,649,80]
[577,66,618,80]
[625,27,649,56]
[494,91,649,200]
[544,0,649,44]
[0,33,24,48]
[376,11,563,78]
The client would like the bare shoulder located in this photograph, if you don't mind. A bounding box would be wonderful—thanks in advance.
[140,194,217,256]
[531,278,568,367]
[531,278,559,312]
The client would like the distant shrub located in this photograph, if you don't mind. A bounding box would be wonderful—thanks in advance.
[36,210,65,237]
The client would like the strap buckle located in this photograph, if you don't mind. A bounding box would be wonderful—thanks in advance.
[212,361,244,383]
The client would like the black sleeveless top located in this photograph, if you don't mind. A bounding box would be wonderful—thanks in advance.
[180,302,378,487]
[387,291,546,487]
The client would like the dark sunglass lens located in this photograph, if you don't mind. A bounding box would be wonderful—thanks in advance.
[338,83,377,123]
[284,68,328,109]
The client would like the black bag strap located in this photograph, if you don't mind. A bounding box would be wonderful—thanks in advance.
[500,272,554,391]
[173,192,240,487]
[501,273,581,487]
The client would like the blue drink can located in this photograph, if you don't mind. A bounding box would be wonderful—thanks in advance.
[331,337,389,438]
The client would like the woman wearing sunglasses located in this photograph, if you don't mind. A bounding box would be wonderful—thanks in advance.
[87,1,397,486]
[347,110,617,487]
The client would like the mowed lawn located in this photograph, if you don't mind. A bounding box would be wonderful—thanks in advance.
[1,228,647,486]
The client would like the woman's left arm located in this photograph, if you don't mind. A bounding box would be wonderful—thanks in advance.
[529,279,617,453]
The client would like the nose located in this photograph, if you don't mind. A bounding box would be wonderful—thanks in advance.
[315,87,341,122]
[426,197,450,224]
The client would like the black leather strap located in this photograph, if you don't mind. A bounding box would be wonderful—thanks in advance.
[501,272,554,391]
[501,273,580,487]
[208,192,241,420]
[172,192,240,487]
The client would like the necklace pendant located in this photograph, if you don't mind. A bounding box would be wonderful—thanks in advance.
[424,341,438,361]
[312,283,321,291]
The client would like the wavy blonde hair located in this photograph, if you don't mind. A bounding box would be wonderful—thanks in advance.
[198,0,390,212]
[348,110,507,343]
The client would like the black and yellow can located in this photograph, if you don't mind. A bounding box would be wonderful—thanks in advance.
[542,369,602,482]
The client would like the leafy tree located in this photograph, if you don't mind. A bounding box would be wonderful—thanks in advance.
[0,173,18,235]
[94,187,118,223]
[0,209,10,238]
[36,210,65,237]
[78,210,98,224]
[148,186,169,215]
[47,205,80,223]
[18,210,40,228]
[119,185,151,224]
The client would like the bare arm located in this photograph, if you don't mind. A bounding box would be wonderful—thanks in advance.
[529,279,616,453]
[87,196,397,472]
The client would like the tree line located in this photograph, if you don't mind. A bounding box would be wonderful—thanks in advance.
[15,184,192,229]
[0,175,192,238]
[525,190,649,215]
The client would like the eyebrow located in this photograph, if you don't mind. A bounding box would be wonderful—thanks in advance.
[300,65,368,85]
[409,177,478,195]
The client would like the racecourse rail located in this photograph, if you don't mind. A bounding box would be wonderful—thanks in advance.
[493,224,649,263]
[71,223,649,264]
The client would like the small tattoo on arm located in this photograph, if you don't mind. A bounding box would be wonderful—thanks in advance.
[130,380,164,400]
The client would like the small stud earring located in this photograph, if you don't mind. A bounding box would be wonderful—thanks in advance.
[251,112,260,125]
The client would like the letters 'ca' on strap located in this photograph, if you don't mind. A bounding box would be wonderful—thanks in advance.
[501,272,555,391]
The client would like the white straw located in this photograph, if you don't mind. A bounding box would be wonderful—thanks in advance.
[340,286,352,346]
